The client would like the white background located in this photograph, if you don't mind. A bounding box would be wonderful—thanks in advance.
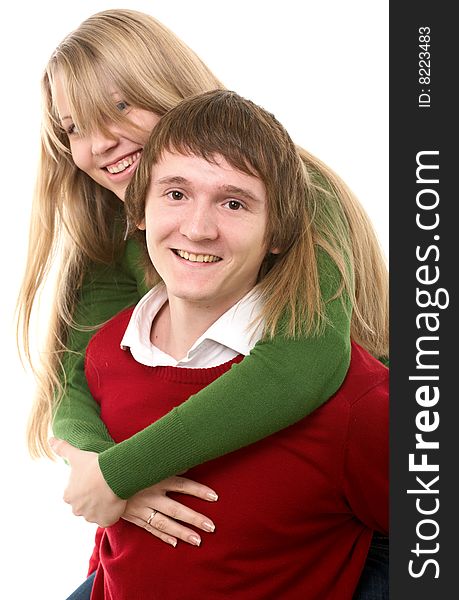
[1,1,388,597]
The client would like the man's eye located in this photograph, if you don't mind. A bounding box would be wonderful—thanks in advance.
[226,200,243,210]
[168,191,184,200]
[116,101,130,112]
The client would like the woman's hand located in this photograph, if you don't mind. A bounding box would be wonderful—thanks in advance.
[49,438,127,527]
[49,438,219,545]
[123,477,218,547]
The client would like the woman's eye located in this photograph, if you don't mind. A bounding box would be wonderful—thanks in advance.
[116,101,130,112]
[225,200,243,210]
[66,123,79,135]
[168,190,184,200]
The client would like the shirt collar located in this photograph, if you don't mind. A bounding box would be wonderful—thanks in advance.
[120,284,264,367]
[193,292,264,357]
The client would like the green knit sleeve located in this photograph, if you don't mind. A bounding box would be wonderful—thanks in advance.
[98,249,351,499]
[52,239,146,451]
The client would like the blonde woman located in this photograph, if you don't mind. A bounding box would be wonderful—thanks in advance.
[17,9,388,592]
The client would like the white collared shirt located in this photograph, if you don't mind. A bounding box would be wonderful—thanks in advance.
[120,284,264,368]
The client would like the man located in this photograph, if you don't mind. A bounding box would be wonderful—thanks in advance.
[55,90,388,599]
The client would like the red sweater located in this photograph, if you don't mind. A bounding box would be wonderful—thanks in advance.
[86,307,388,600]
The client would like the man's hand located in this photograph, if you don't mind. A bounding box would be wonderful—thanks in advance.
[49,438,127,527]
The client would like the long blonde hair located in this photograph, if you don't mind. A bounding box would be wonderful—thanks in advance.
[18,10,387,458]
[126,90,388,349]
[18,9,224,457]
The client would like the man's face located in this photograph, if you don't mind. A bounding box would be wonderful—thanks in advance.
[141,151,275,314]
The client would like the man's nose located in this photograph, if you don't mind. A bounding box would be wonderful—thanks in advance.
[180,205,218,241]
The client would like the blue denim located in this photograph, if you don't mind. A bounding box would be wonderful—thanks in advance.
[65,571,95,600]
[353,533,389,600]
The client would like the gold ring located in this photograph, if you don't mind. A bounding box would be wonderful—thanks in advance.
[146,510,157,526]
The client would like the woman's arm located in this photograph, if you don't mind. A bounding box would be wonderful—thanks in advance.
[54,242,351,499]
[52,239,146,450]
[98,249,351,498]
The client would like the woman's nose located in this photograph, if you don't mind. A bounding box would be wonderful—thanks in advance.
[91,129,118,156]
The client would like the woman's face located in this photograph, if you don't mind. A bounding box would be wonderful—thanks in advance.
[53,73,160,201]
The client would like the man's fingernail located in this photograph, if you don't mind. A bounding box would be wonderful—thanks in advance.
[206,492,218,501]
[168,538,177,547]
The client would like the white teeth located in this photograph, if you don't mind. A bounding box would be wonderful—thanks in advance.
[106,151,141,174]
[176,249,221,263]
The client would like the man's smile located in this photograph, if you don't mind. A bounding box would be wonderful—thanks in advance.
[172,249,222,263]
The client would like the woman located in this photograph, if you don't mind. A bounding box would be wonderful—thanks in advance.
[17,8,388,594]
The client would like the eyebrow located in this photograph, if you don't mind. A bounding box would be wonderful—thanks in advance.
[222,185,261,204]
[154,176,189,186]
[59,92,120,123]
[153,177,262,203]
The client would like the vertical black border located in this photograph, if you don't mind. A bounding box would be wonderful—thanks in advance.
[390,2,457,597]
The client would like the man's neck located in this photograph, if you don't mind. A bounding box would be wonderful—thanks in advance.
[150,294,243,360]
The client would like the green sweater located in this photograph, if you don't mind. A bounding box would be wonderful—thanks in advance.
[53,238,351,499]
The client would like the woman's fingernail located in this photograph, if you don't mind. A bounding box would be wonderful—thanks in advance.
[189,535,201,546]
[168,538,177,547]
[206,492,218,501]
[202,521,215,532]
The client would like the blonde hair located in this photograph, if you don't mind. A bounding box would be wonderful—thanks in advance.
[18,11,387,458]
[17,9,224,457]
[126,90,388,350]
